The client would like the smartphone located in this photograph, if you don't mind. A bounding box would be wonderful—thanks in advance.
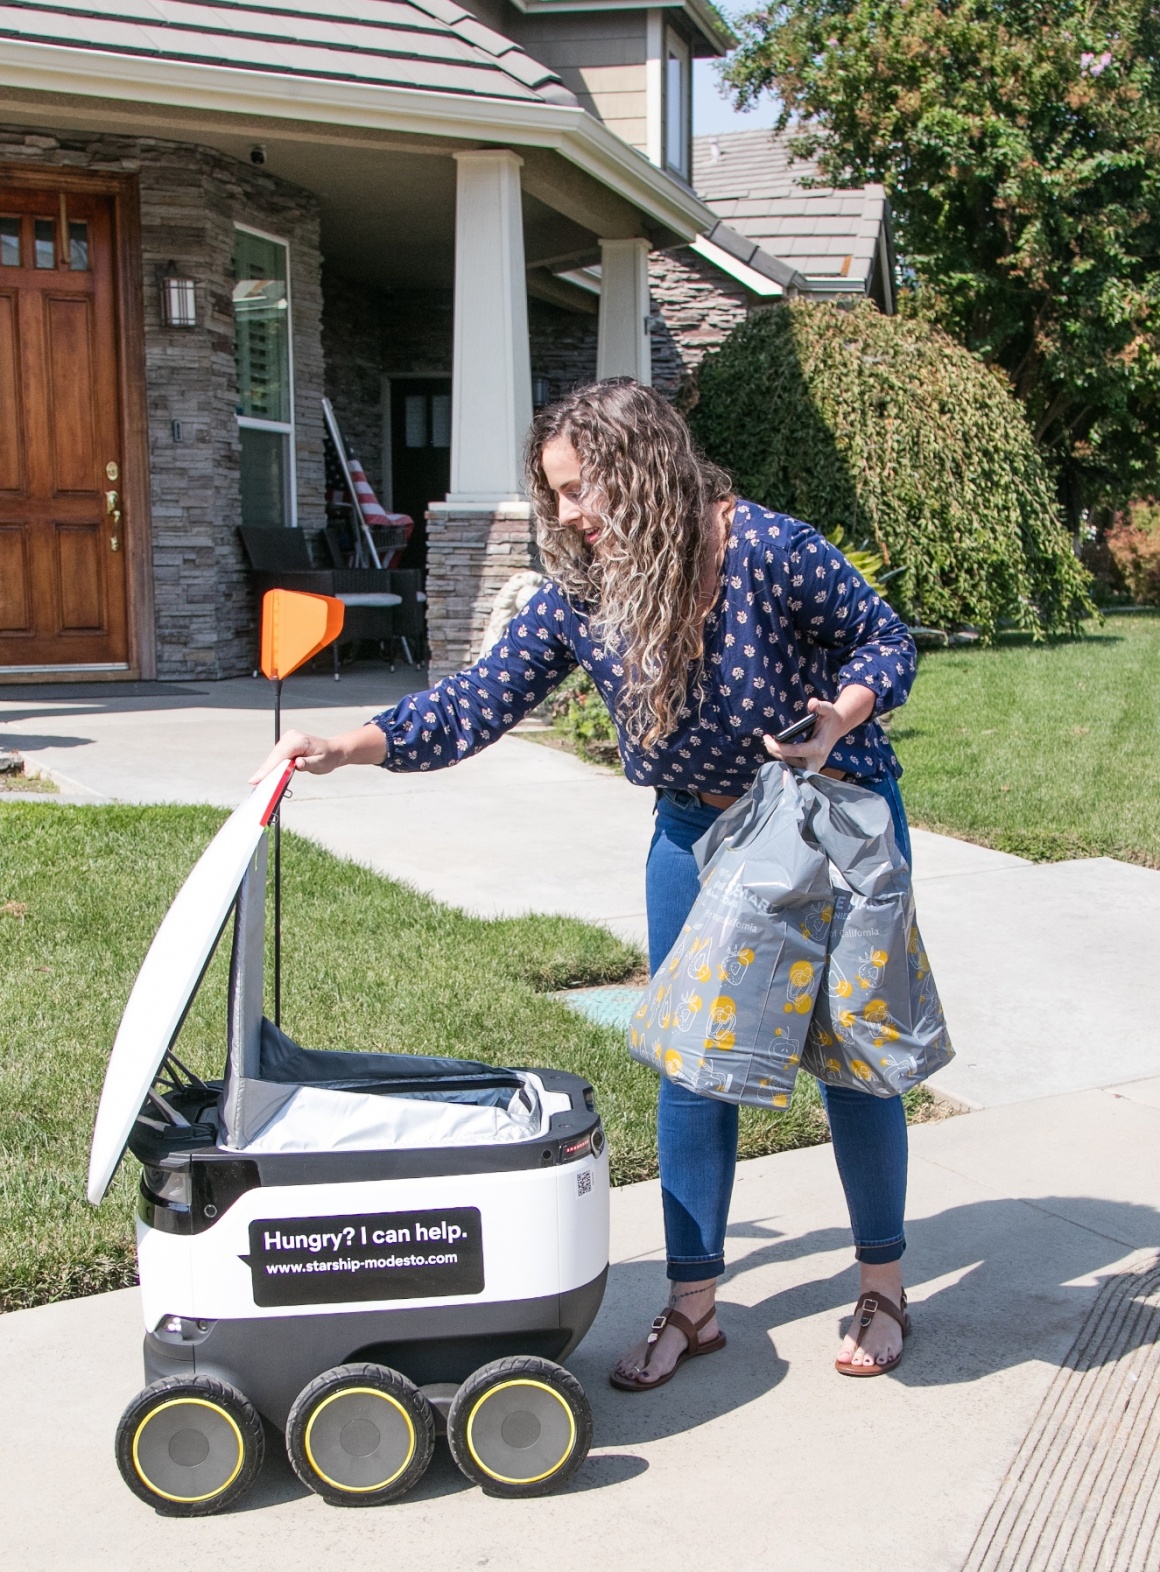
[773,713,817,745]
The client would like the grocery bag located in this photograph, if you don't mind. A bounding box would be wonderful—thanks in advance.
[801,774,954,1095]
[627,764,953,1108]
[627,767,836,1108]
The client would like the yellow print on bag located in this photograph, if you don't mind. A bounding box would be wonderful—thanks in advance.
[850,1059,874,1081]
[663,1049,684,1079]
[675,991,703,1031]
[908,925,931,980]
[862,996,900,1045]
[800,901,834,941]
[783,957,816,1015]
[654,985,673,1031]
[686,936,713,983]
[857,947,889,992]
[717,945,756,984]
[704,995,737,1050]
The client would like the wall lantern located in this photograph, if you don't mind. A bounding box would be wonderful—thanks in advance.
[161,262,197,328]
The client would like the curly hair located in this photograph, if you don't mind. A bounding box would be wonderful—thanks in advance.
[526,379,733,752]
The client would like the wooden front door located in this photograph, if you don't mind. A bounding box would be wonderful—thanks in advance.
[0,183,128,671]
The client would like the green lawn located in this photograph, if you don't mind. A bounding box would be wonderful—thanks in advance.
[893,613,1160,866]
[3,803,932,1313]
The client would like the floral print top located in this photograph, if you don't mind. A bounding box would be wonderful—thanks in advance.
[371,501,917,789]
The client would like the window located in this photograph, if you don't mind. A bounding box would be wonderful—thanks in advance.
[665,30,691,181]
[0,218,19,267]
[233,226,295,527]
[34,218,55,269]
[403,391,452,450]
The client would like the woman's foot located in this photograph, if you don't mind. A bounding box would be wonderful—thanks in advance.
[836,1262,906,1371]
[611,1279,720,1387]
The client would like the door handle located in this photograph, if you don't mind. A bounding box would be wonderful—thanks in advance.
[106,491,121,552]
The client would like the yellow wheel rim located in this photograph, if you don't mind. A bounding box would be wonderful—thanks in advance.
[303,1387,416,1493]
[131,1397,244,1504]
[465,1379,576,1486]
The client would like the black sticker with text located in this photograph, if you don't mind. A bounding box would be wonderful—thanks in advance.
[243,1207,484,1307]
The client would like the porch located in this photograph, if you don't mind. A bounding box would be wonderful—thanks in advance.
[0,0,711,683]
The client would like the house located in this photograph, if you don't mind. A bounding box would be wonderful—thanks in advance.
[0,0,733,681]
[0,6,892,685]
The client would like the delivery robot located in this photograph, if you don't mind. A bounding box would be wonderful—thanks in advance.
[87,763,610,1515]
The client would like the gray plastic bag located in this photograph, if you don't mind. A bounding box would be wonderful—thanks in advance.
[628,767,835,1108]
[628,764,953,1107]
[801,774,954,1096]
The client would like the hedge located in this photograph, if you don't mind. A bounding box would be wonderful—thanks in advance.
[688,300,1094,638]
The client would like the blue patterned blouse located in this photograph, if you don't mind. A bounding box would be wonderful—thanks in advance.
[371,501,917,790]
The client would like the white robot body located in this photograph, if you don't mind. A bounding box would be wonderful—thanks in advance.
[89,768,612,1509]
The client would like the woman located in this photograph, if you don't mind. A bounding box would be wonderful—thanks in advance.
[253,379,918,1386]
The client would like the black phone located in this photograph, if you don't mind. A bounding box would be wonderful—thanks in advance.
[773,712,817,745]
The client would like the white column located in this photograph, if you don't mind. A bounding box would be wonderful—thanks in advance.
[448,149,533,504]
[596,237,652,385]
[644,8,664,167]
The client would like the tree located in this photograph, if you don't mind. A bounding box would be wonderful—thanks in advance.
[688,300,1094,636]
[725,0,1160,519]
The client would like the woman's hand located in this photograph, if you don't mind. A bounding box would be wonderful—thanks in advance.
[762,686,877,774]
[248,724,387,785]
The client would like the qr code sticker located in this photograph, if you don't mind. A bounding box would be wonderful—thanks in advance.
[576,1170,593,1197]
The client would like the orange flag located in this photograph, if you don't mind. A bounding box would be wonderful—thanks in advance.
[260,589,344,681]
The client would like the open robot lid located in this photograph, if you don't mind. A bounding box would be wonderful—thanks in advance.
[86,764,294,1204]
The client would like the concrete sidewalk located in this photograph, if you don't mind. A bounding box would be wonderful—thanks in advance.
[4,1080,1160,1572]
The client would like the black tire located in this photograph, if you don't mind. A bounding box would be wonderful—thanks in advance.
[115,1375,265,1516]
[447,1356,592,1498]
[285,1363,434,1507]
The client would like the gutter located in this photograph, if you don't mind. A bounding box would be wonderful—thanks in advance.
[0,37,715,241]
[701,221,808,293]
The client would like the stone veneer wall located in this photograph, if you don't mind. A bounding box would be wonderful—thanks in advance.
[321,268,387,496]
[648,246,754,400]
[382,290,453,374]
[425,505,539,677]
[528,298,597,401]
[0,125,324,679]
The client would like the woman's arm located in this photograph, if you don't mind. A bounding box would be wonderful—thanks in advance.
[759,516,916,773]
[249,722,386,782]
[249,585,577,783]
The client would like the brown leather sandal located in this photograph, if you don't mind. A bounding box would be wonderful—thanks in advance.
[834,1289,911,1378]
[610,1305,727,1393]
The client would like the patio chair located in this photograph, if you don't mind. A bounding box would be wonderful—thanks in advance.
[237,527,404,676]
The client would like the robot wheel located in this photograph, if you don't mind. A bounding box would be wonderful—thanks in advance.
[115,1375,265,1516]
[446,1355,593,1497]
[285,1363,435,1506]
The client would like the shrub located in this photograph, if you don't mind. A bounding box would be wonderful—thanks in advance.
[546,669,621,765]
[1105,500,1160,606]
[689,300,1094,639]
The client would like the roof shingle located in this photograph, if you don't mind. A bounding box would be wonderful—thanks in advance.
[0,0,576,104]
[694,127,888,291]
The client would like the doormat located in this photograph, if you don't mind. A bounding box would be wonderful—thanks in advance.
[963,1251,1160,1571]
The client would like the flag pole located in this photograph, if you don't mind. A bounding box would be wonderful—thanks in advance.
[273,675,283,1029]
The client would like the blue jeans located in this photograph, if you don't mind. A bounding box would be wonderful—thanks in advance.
[647,778,910,1282]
